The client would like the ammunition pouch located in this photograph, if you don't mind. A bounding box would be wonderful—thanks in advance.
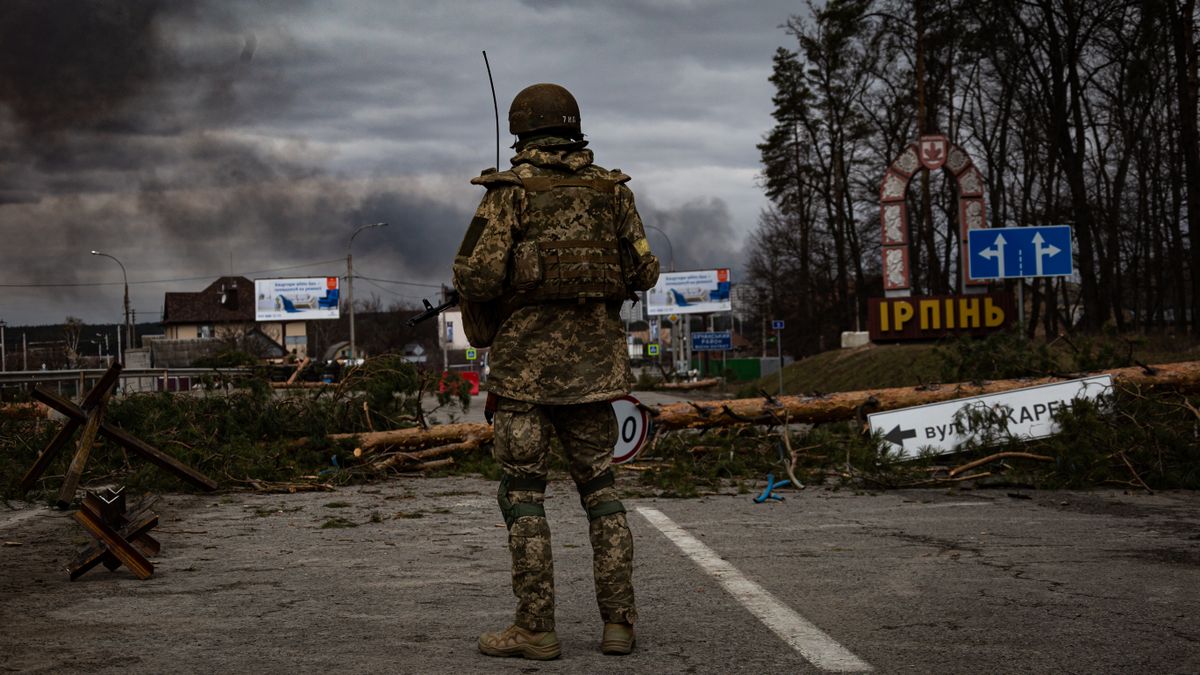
[510,174,631,304]
[498,474,547,529]
[576,469,625,521]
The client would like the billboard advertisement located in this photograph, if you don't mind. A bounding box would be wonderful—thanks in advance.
[255,277,341,321]
[646,269,732,316]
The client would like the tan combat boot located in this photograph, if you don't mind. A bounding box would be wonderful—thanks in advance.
[478,624,561,660]
[600,622,635,655]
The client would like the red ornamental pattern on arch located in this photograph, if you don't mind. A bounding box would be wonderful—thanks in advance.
[879,135,989,293]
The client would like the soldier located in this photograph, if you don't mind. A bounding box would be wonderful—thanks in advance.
[452,82,659,661]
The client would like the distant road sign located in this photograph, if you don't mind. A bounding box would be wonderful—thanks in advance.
[867,375,1111,458]
[691,331,732,351]
[771,320,785,330]
[611,396,650,464]
[968,225,1073,280]
[647,343,660,356]
[465,348,477,361]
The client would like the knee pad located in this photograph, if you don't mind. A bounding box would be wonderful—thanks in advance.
[576,470,626,521]
[498,474,547,529]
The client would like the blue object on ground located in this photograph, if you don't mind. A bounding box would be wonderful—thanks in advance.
[753,472,790,503]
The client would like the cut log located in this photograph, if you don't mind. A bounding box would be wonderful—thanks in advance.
[658,378,721,391]
[368,438,486,472]
[294,360,1200,449]
[286,357,311,386]
[0,402,49,420]
[652,360,1200,430]
[330,422,492,452]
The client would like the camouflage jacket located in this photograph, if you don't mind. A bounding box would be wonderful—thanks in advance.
[452,145,659,405]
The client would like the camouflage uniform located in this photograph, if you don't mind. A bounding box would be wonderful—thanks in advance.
[453,137,658,633]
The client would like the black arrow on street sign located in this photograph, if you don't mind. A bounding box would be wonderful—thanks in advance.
[884,424,917,446]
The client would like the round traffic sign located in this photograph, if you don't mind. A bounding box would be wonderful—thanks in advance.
[611,395,650,464]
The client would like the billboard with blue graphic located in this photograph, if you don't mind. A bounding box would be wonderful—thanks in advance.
[646,269,732,316]
[255,277,341,321]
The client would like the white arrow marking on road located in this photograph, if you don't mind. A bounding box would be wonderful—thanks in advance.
[1031,232,1061,276]
[978,232,1007,277]
[637,507,873,672]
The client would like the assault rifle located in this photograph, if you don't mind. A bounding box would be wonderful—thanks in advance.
[406,289,459,327]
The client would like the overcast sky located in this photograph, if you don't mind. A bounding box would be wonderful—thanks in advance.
[0,0,805,327]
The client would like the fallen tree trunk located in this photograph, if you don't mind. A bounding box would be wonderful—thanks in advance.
[332,422,492,452]
[303,360,1200,447]
[658,378,721,391]
[0,402,48,420]
[652,360,1200,430]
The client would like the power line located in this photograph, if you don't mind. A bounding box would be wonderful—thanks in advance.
[0,258,345,288]
[357,277,428,301]
[354,274,445,289]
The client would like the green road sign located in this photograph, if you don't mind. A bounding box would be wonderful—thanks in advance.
[647,344,660,356]
[465,348,477,361]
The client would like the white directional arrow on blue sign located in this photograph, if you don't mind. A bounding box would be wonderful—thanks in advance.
[968,225,1073,280]
[977,232,1007,278]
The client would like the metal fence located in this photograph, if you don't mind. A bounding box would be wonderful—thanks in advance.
[0,367,253,401]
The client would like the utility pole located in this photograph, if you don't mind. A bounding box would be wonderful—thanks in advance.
[0,319,6,372]
[347,222,388,363]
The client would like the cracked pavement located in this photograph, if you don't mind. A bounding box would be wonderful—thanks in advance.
[2,481,1198,673]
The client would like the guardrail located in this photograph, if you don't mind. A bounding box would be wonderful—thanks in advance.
[0,367,254,400]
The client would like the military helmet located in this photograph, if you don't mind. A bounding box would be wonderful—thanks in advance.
[508,83,582,138]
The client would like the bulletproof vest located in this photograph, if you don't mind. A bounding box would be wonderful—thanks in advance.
[509,173,628,303]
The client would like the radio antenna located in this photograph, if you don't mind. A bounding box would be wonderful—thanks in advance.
[482,50,500,169]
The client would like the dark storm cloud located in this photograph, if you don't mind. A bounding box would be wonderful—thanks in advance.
[0,0,169,134]
[0,0,804,324]
[645,196,741,273]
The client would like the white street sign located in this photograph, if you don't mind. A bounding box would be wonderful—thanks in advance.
[867,376,1113,458]
[612,395,651,464]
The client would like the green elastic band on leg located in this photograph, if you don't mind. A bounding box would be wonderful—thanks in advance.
[577,470,615,497]
[511,503,547,520]
[586,500,625,521]
[577,470,622,520]
[499,474,547,529]
[509,476,547,492]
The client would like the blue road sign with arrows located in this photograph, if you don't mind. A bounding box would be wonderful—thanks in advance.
[968,225,1073,280]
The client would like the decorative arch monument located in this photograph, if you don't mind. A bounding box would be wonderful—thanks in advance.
[868,135,1012,341]
[878,134,988,297]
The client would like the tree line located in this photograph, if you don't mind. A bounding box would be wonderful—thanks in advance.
[746,0,1200,356]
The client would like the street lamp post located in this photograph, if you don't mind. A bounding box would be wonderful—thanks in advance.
[347,222,388,363]
[0,319,6,373]
[643,225,689,372]
[643,225,675,273]
[90,250,130,364]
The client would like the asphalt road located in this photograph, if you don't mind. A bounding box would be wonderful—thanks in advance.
[2,479,1198,674]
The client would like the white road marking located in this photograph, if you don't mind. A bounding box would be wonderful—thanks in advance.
[636,507,873,672]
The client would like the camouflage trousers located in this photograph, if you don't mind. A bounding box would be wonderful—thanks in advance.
[493,396,637,632]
